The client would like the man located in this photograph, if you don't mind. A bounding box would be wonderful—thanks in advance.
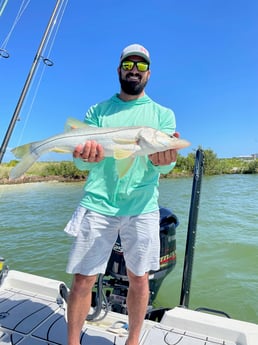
[65,43,178,345]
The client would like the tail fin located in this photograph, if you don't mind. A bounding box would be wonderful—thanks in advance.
[9,151,39,179]
[11,142,34,158]
[10,142,39,179]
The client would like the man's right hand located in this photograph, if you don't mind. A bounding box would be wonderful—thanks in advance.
[73,141,104,162]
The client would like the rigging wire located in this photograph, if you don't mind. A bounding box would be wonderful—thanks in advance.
[17,0,69,146]
[0,0,31,58]
[0,0,9,16]
[0,0,68,163]
[41,0,68,61]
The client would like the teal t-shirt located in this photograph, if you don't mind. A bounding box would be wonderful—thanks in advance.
[74,94,176,216]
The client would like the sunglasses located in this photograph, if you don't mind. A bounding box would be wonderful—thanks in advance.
[121,60,149,72]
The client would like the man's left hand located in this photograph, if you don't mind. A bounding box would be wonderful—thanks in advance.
[148,132,179,166]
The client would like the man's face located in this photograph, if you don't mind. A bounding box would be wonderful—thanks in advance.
[118,55,150,95]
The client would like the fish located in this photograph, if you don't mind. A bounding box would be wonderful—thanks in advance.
[9,118,191,179]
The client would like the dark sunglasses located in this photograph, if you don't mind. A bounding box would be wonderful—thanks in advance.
[121,60,149,72]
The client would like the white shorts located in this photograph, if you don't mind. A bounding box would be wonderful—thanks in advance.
[65,206,160,276]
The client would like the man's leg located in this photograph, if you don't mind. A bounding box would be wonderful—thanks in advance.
[67,273,97,345]
[126,269,149,345]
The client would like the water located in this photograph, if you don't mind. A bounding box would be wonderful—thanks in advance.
[1,175,257,324]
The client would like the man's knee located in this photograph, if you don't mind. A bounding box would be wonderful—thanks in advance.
[127,269,149,289]
[71,274,97,294]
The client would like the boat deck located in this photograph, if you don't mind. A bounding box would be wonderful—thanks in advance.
[1,270,258,345]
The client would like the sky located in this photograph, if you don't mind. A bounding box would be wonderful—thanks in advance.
[0,0,257,162]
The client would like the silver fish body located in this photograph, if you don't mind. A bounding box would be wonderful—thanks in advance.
[10,121,190,179]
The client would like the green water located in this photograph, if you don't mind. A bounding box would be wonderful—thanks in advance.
[0,174,257,324]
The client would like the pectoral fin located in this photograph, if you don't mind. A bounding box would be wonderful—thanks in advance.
[113,138,137,144]
[50,147,71,154]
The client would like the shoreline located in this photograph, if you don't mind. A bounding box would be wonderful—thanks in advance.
[0,172,190,185]
[0,175,86,185]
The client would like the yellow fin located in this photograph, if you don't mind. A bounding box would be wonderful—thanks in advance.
[116,157,135,178]
[50,147,71,153]
[64,117,89,132]
[114,149,134,160]
[113,138,137,144]
[9,152,38,179]
[11,143,33,158]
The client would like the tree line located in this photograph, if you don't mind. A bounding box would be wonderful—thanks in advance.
[170,149,258,177]
[0,148,257,181]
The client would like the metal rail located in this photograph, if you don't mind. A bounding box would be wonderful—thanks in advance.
[179,148,205,308]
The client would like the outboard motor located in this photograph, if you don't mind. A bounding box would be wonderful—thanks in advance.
[149,207,179,304]
[88,207,179,321]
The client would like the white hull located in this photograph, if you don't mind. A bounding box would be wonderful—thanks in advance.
[1,270,258,345]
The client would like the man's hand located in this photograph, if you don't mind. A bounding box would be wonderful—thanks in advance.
[73,141,104,162]
[148,132,179,166]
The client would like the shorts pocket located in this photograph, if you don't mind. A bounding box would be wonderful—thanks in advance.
[64,206,88,237]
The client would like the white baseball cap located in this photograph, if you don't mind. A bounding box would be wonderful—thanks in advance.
[120,44,150,64]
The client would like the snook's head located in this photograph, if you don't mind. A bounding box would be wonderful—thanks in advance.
[137,128,190,154]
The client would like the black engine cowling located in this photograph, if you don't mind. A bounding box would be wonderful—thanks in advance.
[103,207,179,315]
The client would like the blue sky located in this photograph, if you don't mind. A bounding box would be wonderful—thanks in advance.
[0,0,257,162]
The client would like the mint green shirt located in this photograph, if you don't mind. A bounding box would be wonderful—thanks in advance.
[74,94,176,216]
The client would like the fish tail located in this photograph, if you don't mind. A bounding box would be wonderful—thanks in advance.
[9,151,39,179]
[11,142,34,158]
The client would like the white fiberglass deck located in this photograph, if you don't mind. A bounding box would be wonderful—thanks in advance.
[1,270,258,345]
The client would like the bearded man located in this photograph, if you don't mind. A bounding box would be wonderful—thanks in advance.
[65,44,178,345]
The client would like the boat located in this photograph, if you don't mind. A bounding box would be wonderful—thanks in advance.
[1,3,258,344]
[1,150,258,345]
[1,268,258,345]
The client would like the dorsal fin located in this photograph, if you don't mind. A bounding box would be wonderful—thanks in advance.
[64,118,89,132]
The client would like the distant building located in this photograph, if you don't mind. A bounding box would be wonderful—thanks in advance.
[235,153,258,160]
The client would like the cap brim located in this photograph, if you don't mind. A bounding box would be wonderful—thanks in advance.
[121,52,150,64]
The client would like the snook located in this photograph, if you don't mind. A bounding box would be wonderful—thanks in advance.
[9,118,190,179]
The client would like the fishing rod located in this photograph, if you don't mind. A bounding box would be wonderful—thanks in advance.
[0,0,63,163]
[179,148,204,308]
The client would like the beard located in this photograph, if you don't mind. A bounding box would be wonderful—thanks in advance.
[119,72,148,95]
